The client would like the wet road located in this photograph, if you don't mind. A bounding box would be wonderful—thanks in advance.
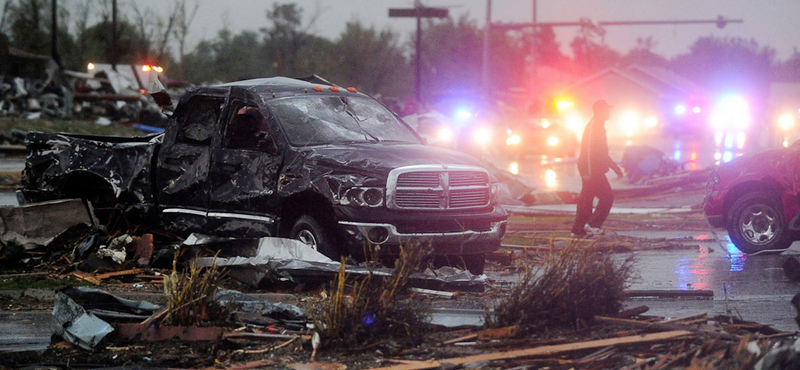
[619,230,800,332]
[502,133,800,332]
[0,311,51,353]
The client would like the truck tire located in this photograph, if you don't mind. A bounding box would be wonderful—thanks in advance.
[726,192,793,254]
[291,215,342,261]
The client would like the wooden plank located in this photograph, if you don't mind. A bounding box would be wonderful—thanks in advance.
[440,333,477,345]
[616,305,649,318]
[95,268,142,280]
[595,316,738,341]
[140,306,169,327]
[115,323,223,341]
[368,330,694,370]
[223,332,301,341]
[624,290,713,298]
[658,313,707,324]
[70,271,101,285]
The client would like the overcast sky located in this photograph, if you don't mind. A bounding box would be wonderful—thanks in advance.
[155,0,799,61]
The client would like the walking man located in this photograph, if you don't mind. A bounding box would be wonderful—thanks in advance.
[570,100,623,237]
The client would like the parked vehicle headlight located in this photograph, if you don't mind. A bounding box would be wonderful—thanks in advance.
[340,187,384,207]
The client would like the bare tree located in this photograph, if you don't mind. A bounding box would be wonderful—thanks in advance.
[0,0,13,34]
[172,0,199,77]
[71,0,92,59]
[128,0,166,60]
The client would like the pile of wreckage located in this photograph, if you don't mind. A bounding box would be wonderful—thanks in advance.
[1,55,172,129]
[1,197,800,368]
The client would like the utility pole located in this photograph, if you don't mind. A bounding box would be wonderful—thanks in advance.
[112,0,118,71]
[389,1,448,103]
[481,0,491,90]
[50,0,61,68]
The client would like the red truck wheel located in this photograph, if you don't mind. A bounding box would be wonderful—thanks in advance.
[726,192,793,254]
[291,215,342,261]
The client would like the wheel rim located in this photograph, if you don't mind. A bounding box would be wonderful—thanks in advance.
[739,203,779,246]
[296,229,319,250]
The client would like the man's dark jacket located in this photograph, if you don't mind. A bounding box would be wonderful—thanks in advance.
[577,118,619,178]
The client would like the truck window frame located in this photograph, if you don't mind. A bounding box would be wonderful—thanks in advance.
[176,95,224,146]
[221,101,278,154]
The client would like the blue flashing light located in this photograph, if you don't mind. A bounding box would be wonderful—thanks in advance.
[722,151,734,163]
[724,134,734,149]
[674,104,687,115]
[454,108,473,121]
[363,313,376,327]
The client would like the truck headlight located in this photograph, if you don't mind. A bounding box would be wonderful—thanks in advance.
[340,187,384,207]
[491,182,500,204]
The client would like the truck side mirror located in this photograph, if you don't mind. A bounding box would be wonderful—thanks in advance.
[151,91,173,110]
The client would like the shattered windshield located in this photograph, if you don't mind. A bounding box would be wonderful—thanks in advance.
[268,95,420,146]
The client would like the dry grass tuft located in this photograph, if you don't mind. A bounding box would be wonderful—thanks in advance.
[162,256,230,326]
[316,241,431,348]
[487,241,635,332]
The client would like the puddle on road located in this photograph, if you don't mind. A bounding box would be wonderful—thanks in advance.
[0,191,18,206]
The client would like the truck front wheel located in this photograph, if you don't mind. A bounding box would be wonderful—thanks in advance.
[290,215,342,261]
[726,192,793,254]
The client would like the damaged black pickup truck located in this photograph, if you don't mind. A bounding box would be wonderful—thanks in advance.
[20,77,507,273]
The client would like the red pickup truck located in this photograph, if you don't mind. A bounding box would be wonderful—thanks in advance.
[704,144,800,254]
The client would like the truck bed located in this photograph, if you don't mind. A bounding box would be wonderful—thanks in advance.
[21,131,162,206]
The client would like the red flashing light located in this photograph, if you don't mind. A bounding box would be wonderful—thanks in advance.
[142,65,152,72]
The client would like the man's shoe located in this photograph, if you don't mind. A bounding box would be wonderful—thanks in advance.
[569,232,587,238]
[584,225,606,235]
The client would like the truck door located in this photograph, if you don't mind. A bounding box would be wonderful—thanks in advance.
[207,87,282,237]
[155,94,226,233]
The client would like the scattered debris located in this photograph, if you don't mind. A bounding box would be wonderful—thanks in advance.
[314,241,430,349]
[191,235,487,292]
[486,242,635,332]
[51,288,116,350]
[621,145,681,182]
[0,198,93,256]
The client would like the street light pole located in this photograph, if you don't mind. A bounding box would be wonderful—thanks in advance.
[416,4,422,102]
[50,0,61,68]
[481,0,491,90]
[388,3,448,103]
[112,0,118,71]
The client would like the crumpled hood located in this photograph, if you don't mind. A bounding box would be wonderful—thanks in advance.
[299,143,485,175]
[278,143,489,198]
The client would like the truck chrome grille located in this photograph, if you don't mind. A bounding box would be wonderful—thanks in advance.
[387,165,491,210]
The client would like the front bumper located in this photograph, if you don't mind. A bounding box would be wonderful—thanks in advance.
[339,219,507,255]
[334,205,508,256]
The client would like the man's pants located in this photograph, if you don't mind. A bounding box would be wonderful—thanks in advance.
[571,174,614,234]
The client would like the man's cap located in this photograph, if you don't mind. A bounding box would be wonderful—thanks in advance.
[592,100,612,112]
